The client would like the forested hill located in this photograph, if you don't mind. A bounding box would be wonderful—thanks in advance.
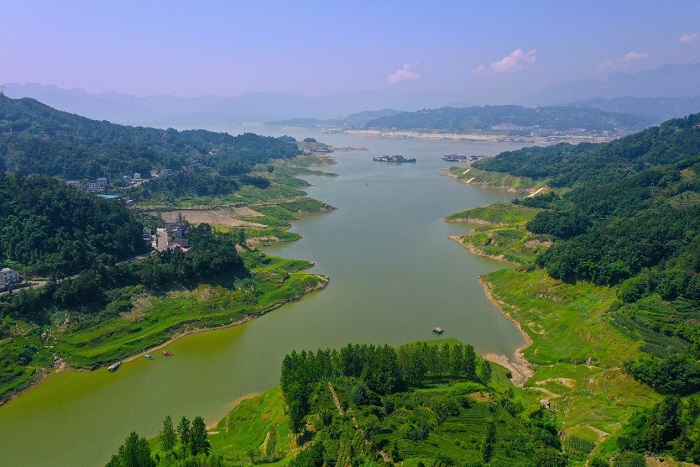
[0,95,299,180]
[474,113,700,187]
[484,113,700,404]
[0,172,149,276]
[362,105,654,135]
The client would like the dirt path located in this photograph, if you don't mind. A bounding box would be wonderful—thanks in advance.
[328,382,344,416]
[524,186,546,198]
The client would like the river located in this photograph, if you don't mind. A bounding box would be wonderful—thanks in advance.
[0,132,528,466]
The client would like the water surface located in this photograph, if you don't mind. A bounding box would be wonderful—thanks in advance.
[0,133,527,466]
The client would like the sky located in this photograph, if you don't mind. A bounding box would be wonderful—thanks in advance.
[2,1,700,103]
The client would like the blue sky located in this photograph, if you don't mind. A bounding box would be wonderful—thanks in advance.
[2,1,699,102]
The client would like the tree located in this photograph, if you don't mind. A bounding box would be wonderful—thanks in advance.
[159,415,176,452]
[178,416,191,455]
[482,419,496,463]
[190,416,211,456]
[237,229,247,246]
[480,360,493,385]
[106,431,155,467]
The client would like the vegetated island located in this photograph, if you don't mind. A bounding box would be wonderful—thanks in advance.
[443,112,700,465]
[0,94,339,404]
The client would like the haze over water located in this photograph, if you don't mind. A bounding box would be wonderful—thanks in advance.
[0,133,527,466]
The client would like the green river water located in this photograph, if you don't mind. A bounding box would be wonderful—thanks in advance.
[0,132,528,466]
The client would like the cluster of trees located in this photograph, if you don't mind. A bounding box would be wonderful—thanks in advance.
[106,415,216,467]
[280,341,569,466]
[0,95,298,180]
[128,172,240,201]
[280,342,486,433]
[617,395,700,463]
[363,105,652,134]
[474,113,700,187]
[0,172,150,276]
[0,222,244,325]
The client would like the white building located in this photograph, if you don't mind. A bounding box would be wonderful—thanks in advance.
[0,268,21,289]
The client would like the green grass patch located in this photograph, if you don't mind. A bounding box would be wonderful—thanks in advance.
[208,387,293,464]
[482,268,661,461]
[448,166,544,192]
[445,202,540,225]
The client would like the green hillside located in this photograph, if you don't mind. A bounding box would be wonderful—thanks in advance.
[0,94,298,180]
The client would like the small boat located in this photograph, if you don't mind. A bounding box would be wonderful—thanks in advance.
[145,354,153,360]
[162,351,173,356]
[108,362,121,372]
[432,327,444,335]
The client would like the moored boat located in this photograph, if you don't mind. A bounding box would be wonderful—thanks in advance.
[373,155,416,163]
[162,351,173,356]
[145,354,153,360]
[432,326,444,334]
[108,362,121,372]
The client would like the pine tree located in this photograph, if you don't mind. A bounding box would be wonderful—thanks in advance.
[159,415,176,452]
[480,359,492,385]
[190,416,211,456]
[482,419,496,463]
[106,431,155,467]
[178,416,191,455]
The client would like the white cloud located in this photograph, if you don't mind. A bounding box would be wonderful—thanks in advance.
[490,48,537,73]
[470,65,486,75]
[386,64,420,84]
[471,49,536,75]
[599,51,650,70]
[680,33,699,43]
[622,51,650,62]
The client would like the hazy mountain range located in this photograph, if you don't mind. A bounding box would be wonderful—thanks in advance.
[4,63,700,129]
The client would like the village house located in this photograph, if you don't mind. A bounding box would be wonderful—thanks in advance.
[0,268,22,291]
[86,182,105,193]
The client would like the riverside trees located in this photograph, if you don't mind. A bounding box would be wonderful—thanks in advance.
[280,341,479,434]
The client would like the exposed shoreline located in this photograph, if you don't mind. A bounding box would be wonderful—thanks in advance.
[446,233,534,386]
[478,276,534,387]
[447,235,520,265]
[345,129,617,144]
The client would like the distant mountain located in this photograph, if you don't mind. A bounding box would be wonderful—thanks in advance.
[523,63,700,106]
[2,84,454,129]
[265,109,403,129]
[567,96,700,122]
[362,105,654,135]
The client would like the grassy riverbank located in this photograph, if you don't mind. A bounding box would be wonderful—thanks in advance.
[449,202,661,462]
[0,155,336,404]
[445,203,550,265]
[52,251,328,369]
